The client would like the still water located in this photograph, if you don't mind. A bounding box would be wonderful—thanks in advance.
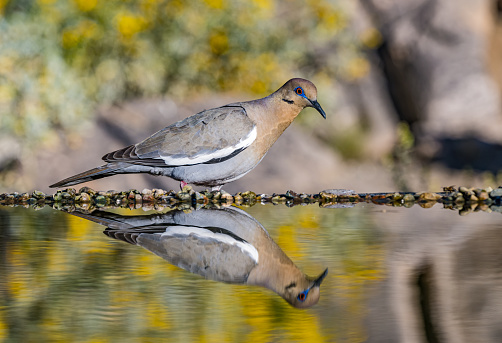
[0,201,501,342]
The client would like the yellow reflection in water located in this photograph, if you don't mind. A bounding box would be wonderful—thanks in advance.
[1,205,388,342]
[0,312,5,341]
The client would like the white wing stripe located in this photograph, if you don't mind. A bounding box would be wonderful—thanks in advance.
[160,226,259,263]
[159,126,257,166]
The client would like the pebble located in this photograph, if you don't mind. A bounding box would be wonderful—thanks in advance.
[489,187,502,197]
[402,194,415,202]
[417,192,442,201]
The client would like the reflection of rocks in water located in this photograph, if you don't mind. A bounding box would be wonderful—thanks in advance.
[71,207,327,309]
[367,208,502,342]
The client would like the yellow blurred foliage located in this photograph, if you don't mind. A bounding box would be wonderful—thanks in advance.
[0,0,9,15]
[204,0,226,9]
[62,29,80,49]
[37,0,57,4]
[166,0,185,15]
[61,20,100,49]
[209,30,229,55]
[0,84,14,103]
[115,11,148,39]
[74,0,97,12]
[253,0,273,10]
[345,57,370,80]
[360,27,382,49]
[0,0,369,152]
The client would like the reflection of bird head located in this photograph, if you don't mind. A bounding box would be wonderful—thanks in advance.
[281,268,328,309]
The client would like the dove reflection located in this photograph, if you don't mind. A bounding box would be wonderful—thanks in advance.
[71,206,328,309]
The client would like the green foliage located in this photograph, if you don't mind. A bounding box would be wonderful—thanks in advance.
[396,121,414,150]
[0,0,361,146]
[388,121,417,191]
[327,126,366,160]
[0,16,91,144]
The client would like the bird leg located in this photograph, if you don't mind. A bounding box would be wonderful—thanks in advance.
[211,185,222,192]
[180,181,188,190]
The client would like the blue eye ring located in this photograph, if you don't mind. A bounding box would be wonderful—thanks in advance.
[297,289,309,302]
[294,86,305,97]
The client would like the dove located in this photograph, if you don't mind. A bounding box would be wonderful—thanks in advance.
[50,78,326,190]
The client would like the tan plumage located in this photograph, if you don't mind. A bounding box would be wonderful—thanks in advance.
[50,78,326,189]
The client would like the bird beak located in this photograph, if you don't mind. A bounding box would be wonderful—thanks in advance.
[312,268,328,287]
[309,100,327,119]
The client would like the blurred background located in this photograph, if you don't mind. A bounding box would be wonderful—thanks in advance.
[1,0,502,194]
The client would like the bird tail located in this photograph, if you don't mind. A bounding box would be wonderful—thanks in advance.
[49,165,121,188]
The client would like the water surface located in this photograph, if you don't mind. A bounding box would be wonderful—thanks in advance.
[0,202,501,342]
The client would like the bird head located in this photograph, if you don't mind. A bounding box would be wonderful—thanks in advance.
[282,268,328,309]
[278,78,326,119]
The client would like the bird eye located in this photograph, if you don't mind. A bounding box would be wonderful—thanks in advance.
[295,87,304,95]
[297,290,308,302]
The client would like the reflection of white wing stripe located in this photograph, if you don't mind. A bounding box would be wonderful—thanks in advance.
[160,226,259,263]
[159,126,257,166]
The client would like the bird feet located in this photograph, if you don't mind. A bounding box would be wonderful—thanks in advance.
[180,181,222,192]
[180,181,188,190]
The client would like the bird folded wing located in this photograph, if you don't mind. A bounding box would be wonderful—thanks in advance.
[102,106,256,167]
[136,225,258,283]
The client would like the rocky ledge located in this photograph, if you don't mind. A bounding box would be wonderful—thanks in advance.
[1,186,501,216]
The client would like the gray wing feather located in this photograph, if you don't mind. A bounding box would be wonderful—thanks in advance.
[103,106,255,166]
[137,230,257,283]
[143,106,253,154]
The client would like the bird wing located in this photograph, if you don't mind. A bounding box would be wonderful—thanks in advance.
[102,105,256,167]
[133,226,258,283]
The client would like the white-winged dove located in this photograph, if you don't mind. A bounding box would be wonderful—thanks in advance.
[71,207,328,308]
[50,78,326,190]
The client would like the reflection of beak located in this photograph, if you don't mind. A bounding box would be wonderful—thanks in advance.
[312,268,328,287]
[310,99,327,119]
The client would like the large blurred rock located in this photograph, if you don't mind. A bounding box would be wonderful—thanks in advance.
[359,0,502,171]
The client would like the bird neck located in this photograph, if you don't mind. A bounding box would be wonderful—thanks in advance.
[246,243,305,295]
[254,93,303,125]
[244,95,303,150]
